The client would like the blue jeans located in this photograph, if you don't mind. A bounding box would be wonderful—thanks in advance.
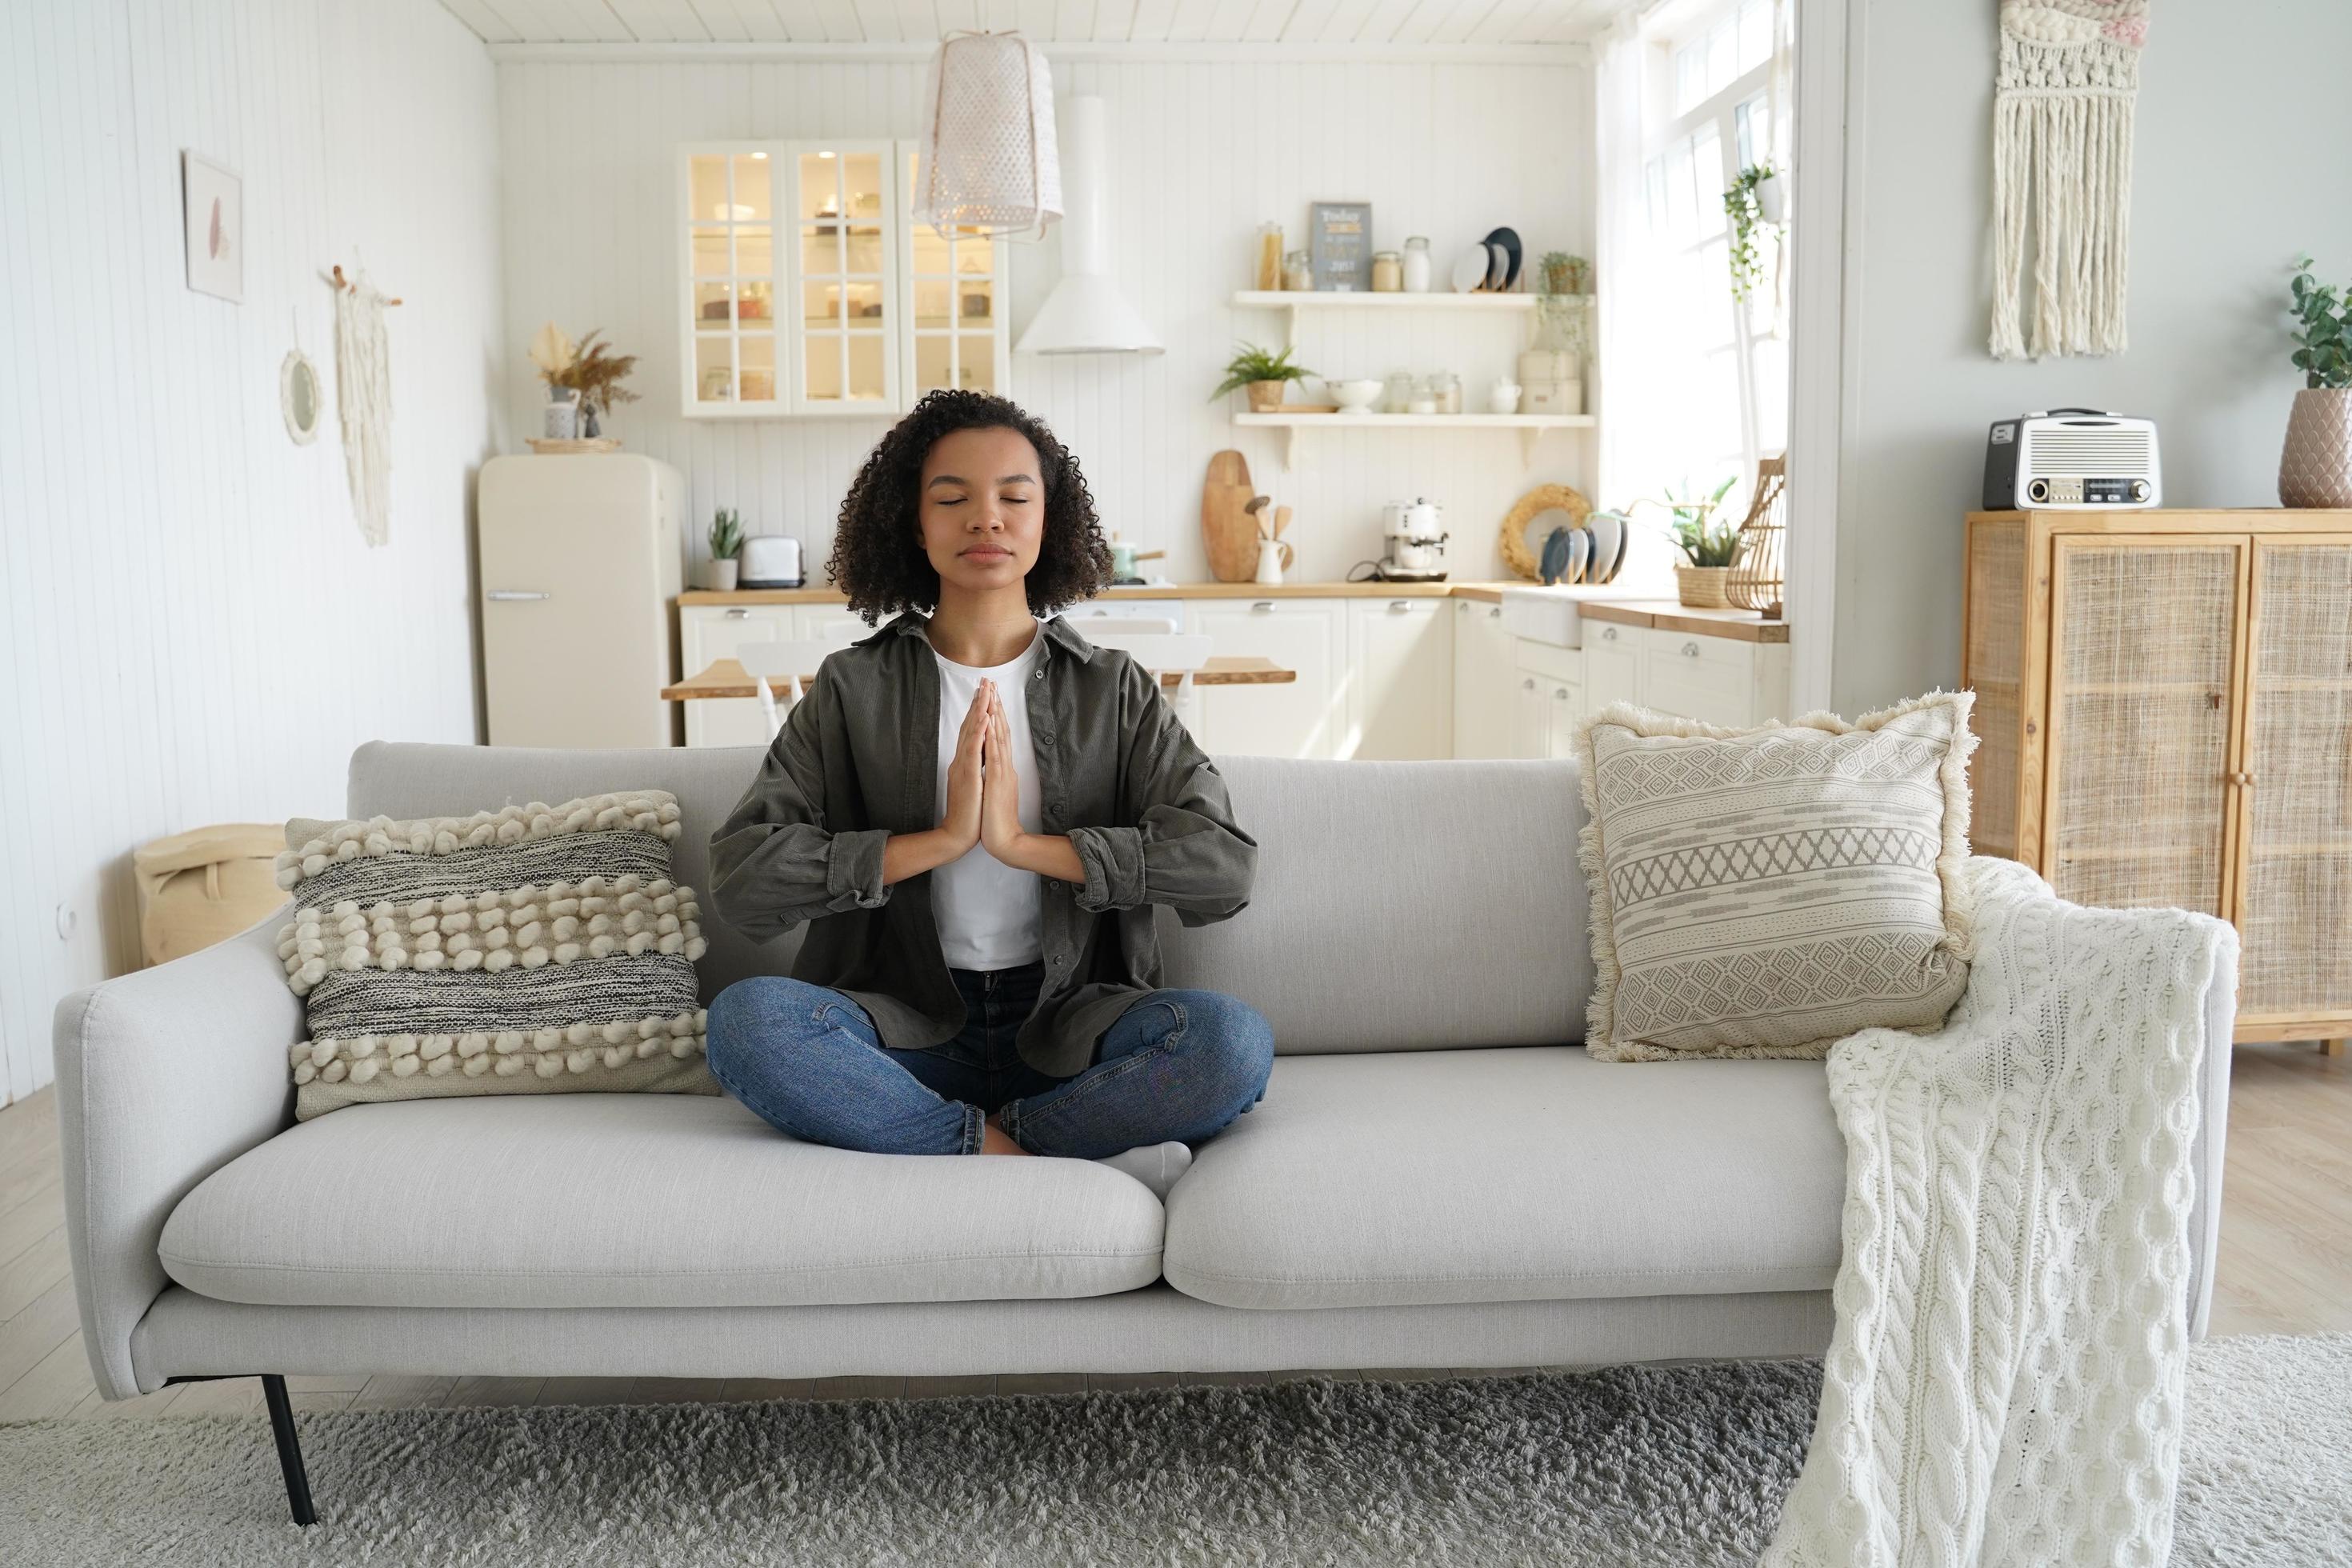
[706,962,1274,1158]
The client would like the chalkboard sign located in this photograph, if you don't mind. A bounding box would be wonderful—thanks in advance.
[1308,202,1373,292]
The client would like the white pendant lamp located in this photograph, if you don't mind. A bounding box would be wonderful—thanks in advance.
[1014,95,1162,357]
[912,32,1061,239]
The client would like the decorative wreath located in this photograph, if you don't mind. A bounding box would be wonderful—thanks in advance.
[1498,484,1593,581]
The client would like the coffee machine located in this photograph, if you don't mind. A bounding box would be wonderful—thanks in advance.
[1374,498,1450,582]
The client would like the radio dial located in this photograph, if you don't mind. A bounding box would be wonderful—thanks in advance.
[2130,479,2151,502]
[2027,478,2050,503]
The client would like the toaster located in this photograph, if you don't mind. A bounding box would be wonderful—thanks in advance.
[738,534,804,589]
[1982,409,2162,510]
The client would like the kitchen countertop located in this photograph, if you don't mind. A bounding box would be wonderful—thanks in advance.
[675,581,1786,642]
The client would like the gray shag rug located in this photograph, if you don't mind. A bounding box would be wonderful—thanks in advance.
[3,1334,2346,1566]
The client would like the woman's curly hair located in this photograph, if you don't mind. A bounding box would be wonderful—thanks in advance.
[826,390,1112,620]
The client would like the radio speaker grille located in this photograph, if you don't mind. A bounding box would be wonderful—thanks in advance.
[2027,429,2151,471]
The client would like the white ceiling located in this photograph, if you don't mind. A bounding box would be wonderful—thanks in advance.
[437,1,1634,49]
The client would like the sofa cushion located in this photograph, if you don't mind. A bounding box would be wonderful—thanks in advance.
[1161,1048,1844,1310]
[158,1094,1164,1309]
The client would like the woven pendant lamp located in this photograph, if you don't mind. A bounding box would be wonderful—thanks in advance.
[913,31,1061,240]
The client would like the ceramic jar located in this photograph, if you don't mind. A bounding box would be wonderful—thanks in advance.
[1402,237,1431,293]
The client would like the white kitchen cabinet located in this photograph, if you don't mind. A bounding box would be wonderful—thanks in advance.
[1510,637,1583,760]
[679,140,1006,419]
[1194,598,1346,758]
[1450,598,1517,758]
[1582,622,1642,714]
[680,603,791,746]
[1345,598,1454,760]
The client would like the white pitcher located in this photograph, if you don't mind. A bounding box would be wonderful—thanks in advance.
[1254,538,1294,585]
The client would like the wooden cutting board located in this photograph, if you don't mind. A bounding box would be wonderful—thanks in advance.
[1201,450,1261,583]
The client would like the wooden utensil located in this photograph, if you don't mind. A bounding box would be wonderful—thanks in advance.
[1202,451,1262,582]
[1271,506,1292,539]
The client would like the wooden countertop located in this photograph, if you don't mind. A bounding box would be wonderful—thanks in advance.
[665,655,1296,701]
[1578,600,1790,643]
[678,580,1514,606]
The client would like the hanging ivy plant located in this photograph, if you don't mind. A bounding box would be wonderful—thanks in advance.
[1722,162,1783,302]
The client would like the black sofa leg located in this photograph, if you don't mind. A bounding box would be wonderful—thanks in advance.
[260,1375,317,1526]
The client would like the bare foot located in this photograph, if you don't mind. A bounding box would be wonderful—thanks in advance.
[980,1115,1034,1156]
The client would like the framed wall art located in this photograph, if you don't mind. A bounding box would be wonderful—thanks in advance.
[1308,201,1372,292]
[182,150,242,302]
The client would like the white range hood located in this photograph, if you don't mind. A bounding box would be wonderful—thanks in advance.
[1014,96,1162,357]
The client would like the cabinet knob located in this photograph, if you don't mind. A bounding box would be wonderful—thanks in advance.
[1487,606,1502,618]
[1522,677,1536,690]
[1600,626,1618,641]
[1553,686,1570,700]
[1250,600,1274,613]
[725,607,751,619]
[1682,641,1702,658]
[2230,770,2258,786]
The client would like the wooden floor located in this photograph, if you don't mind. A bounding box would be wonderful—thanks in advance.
[2,1042,2346,1423]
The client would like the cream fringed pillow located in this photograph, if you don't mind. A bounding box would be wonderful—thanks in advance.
[1575,694,1978,1062]
[273,792,716,1120]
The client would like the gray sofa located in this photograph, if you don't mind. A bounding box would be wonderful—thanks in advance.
[54,743,2236,1523]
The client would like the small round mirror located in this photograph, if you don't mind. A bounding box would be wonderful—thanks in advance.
[281,350,321,445]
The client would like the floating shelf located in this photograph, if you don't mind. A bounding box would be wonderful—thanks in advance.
[1231,289,1546,350]
[1234,410,1595,470]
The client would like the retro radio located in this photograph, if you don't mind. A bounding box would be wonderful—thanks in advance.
[1982,409,2162,510]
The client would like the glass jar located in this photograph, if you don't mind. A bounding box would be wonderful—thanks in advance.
[1406,378,1439,416]
[1382,370,1416,413]
[1370,250,1403,293]
[1402,236,1431,293]
[1255,222,1284,291]
[1429,370,1462,415]
[1282,249,1314,292]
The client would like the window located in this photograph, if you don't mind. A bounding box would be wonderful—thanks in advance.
[1642,0,1789,516]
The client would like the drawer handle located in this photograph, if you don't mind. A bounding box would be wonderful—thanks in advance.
[1553,686,1571,700]
[1389,600,1411,612]
[726,607,751,619]
[1522,677,1536,690]
[1487,606,1502,618]
[1682,641,1702,658]
[486,590,549,602]
[1600,626,1618,641]
[1251,601,1274,613]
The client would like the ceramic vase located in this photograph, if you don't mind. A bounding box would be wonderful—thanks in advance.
[2279,387,2352,508]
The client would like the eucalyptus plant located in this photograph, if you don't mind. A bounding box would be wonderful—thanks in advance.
[2289,254,2352,389]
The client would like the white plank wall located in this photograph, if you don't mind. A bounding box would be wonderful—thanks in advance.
[497,53,1593,586]
[0,0,503,1102]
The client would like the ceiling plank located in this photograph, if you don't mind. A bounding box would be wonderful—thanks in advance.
[438,0,524,42]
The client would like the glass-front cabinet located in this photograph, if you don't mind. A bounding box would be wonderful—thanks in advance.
[678,140,1008,418]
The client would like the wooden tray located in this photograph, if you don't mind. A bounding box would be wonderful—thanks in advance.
[526,438,622,454]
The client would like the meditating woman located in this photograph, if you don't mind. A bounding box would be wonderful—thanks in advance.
[705,390,1272,1194]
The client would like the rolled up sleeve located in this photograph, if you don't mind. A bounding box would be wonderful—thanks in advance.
[708,676,893,942]
[1066,661,1258,925]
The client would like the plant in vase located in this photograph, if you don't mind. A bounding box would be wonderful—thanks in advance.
[2281,253,2352,507]
[706,508,743,592]
[530,323,580,438]
[551,329,639,440]
[1722,163,1784,302]
[1210,342,1316,414]
[1663,477,1742,608]
[1538,251,1589,297]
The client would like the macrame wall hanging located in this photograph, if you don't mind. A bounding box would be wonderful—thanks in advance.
[331,263,397,546]
[1989,1,2149,360]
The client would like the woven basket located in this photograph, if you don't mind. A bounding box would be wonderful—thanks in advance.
[1676,566,1733,609]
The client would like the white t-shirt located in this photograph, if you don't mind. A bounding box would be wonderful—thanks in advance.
[929,624,1046,971]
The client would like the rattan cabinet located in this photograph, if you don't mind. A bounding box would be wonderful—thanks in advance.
[1963,509,2352,1049]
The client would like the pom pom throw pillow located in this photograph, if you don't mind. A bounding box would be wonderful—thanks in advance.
[274,791,717,1121]
[1575,693,1978,1062]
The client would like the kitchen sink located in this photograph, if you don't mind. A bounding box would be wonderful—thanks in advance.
[1498,585,1652,649]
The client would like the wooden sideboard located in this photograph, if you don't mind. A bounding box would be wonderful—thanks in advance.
[1962,508,2352,1048]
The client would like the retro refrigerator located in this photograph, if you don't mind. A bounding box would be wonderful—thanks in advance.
[478,453,684,746]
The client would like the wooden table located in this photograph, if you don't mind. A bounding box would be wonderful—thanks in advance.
[662,656,1295,702]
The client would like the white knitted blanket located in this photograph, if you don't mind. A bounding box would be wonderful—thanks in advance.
[1765,857,2235,1566]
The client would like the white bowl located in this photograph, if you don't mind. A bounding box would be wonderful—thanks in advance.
[1330,378,1383,413]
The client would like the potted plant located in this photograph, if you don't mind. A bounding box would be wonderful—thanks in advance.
[1538,251,1589,296]
[1664,477,1742,607]
[1722,163,1784,302]
[706,508,743,592]
[1211,342,1315,414]
[2281,254,2352,507]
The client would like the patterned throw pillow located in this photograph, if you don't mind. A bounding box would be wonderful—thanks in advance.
[1575,693,1978,1062]
[273,791,716,1120]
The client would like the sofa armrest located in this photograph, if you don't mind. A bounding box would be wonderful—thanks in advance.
[53,911,298,1398]
[2185,921,2236,1341]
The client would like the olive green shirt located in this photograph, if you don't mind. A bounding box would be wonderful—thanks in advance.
[708,610,1258,1078]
